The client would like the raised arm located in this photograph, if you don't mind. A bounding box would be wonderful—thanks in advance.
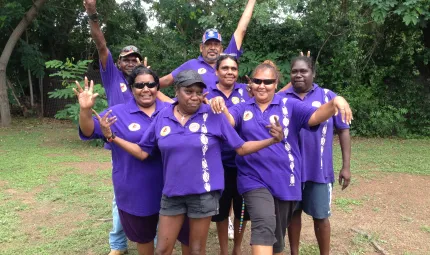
[234,0,256,50]
[338,128,351,190]
[91,110,150,161]
[159,73,174,88]
[308,96,353,126]
[73,77,99,137]
[84,0,109,69]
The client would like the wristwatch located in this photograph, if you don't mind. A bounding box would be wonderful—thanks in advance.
[107,133,116,143]
[88,12,99,22]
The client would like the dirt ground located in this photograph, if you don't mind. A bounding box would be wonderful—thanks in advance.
[4,167,430,254]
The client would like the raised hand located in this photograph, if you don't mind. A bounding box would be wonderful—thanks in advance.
[92,109,117,139]
[333,96,353,124]
[210,96,226,114]
[73,76,99,110]
[266,116,284,143]
[83,0,97,14]
[300,51,311,57]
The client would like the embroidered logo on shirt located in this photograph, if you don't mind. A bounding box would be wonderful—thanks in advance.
[120,83,127,92]
[312,101,322,108]
[198,68,207,74]
[160,126,171,136]
[128,123,140,131]
[231,97,240,105]
[269,115,279,125]
[243,111,253,121]
[189,122,200,132]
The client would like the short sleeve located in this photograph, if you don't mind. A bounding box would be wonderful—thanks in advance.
[100,50,120,87]
[218,114,245,149]
[290,99,318,131]
[229,103,245,128]
[171,60,193,78]
[78,108,110,141]
[327,90,350,130]
[224,35,243,59]
[138,117,158,155]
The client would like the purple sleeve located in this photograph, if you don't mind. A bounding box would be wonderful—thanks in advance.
[327,90,350,130]
[138,117,157,155]
[223,35,243,59]
[228,103,245,128]
[291,99,318,131]
[78,115,105,141]
[100,50,120,87]
[217,114,245,149]
[171,60,194,78]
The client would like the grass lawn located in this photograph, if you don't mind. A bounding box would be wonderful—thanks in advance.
[0,118,429,255]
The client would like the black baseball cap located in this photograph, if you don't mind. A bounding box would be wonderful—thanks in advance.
[173,70,207,88]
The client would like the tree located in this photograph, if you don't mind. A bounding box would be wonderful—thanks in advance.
[0,0,47,126]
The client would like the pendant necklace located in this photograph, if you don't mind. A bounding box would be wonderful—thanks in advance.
[176,107,190,123]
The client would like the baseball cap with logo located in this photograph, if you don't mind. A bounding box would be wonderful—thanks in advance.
[202,29,222,44]
[119,45,143,60]
[173,70,207,89]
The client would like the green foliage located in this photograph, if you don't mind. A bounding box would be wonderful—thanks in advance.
[46,59,107,125]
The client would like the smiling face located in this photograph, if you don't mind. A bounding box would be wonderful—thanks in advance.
[118,54,140,76]
[251,68,278,104]
[291,59,314,93]
[200,39,223,64]
[216,58,238,87]
[176,84,205,114]
[132,74,158,108]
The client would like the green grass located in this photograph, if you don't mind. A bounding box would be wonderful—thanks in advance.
[1,118,430,254]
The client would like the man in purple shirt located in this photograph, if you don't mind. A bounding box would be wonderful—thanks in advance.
[158,0,257,89]
[84,0,144,253]
[284,56,351,255]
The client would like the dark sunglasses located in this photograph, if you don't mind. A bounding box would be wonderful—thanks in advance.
[133,82,158,89]
[251,78,276,85]
[122,46,138,52]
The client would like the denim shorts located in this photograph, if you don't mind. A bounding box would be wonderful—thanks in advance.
[160,191,220,219]
[296,182,333,219]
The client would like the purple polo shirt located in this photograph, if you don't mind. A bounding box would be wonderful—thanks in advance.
[139,103,245,197]
[206,82,251,167]
[171,35,243,88]
[79,98,169,216]
[100,50,133,107]
[285,84,350,183]
[229,94,318,201]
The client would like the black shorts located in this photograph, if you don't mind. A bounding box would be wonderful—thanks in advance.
[212,166,250,222]
[160,191,220,219]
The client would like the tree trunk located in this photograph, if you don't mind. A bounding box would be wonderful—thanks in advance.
[0,0,48,127]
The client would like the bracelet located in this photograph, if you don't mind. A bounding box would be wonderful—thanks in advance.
[106,133,116,143]
[88,12,99,22]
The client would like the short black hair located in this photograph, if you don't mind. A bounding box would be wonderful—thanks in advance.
[127,65,160,90]
[290,56,315,74]
[216,55,239,70]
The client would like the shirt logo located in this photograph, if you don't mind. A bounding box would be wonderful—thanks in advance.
[312,101,322,108]
[189,122,200,132]
[198,68,207,75]
[269,115,279,125]
[160,126,171,136]
[120,83,127,92]
[243,111,253,121]
[128,123,140,131]
[231,97,240,105]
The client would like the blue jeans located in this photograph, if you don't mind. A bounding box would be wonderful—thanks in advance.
[109,194,128,250]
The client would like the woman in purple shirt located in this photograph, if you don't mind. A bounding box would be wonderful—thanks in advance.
[94,69,285,255]
[75,66,189,255]
[210,61,353,255]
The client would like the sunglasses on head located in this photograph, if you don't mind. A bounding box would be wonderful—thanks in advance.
[251,78,276,85]
[220,53,238,58]
[133,82,158,89]
[122,46,138,53]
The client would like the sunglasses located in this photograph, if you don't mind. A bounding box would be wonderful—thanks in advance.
[133,82,158,89]
[251,78,277,85]
[220,53,238,58]
[122,46,138,53]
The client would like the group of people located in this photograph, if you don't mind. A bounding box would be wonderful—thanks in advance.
[79,0,352,255]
